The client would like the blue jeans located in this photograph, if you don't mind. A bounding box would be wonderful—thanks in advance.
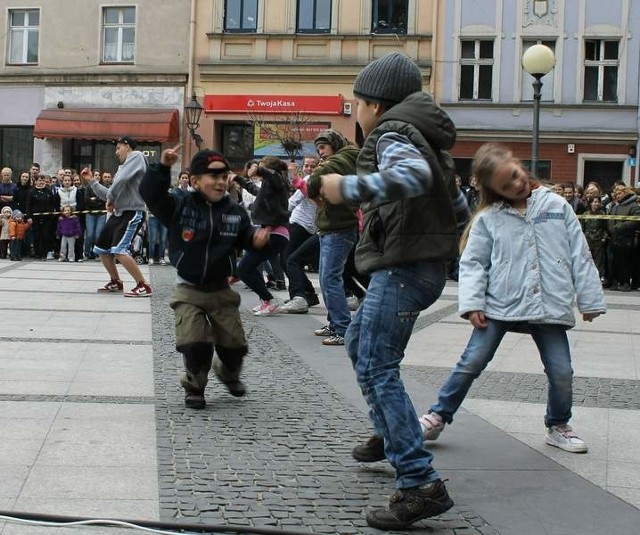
[319,230,357,336]
[431,320,573,428]
[84,213,105,258]
[148,215,168,260]
[346,261,446,489]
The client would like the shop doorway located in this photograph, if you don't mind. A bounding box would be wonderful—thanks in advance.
[579,154,628,194]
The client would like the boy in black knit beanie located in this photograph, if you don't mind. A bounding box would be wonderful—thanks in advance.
[320,52,471,529]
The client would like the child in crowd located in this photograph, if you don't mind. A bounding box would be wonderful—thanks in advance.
[234,156,291,315]
[419,142,606,454]
[0,206,12,259]
[9,210,31,261]
[56,205,82,262]
[140,146,268,410]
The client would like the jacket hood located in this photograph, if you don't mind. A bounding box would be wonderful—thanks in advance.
[375,92,456,151]
[619,193,637,206]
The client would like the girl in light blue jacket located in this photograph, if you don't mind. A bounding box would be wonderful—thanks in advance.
[419,143,606,454]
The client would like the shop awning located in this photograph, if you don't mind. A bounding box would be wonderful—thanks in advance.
[33,108,180,142]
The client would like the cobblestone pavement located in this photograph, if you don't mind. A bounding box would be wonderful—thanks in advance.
[405,365,640,410]
[149,268,499,534]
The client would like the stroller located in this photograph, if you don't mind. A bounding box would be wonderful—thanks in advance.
[130,217,149,265]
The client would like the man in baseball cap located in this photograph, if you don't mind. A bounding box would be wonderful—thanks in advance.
[115,135,137,150]
[81,134,151,297]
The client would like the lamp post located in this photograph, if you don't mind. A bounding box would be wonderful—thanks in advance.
[184,92,204,149]
[522,44,555,178]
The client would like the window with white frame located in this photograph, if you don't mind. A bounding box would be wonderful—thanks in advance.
[583,39,619,102]
[102,6,136,63]
[459,39,494,100]
[224,0,258,32]
[7,9,39,65]
[297,0,331,33]
[371,0,407,34]
[521,40,555,101]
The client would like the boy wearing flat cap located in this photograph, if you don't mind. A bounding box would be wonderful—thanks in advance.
[320,52,470,529]
[140,147,268,410]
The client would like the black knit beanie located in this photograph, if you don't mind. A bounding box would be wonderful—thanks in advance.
[353,52,423,105]
[314,129,348,153]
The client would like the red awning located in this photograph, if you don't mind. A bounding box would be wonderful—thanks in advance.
[33,108,180,142]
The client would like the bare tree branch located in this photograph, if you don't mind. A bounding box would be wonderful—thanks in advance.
[248,111,312,160]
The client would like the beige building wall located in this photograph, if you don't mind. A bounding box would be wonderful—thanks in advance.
[1,0,189,82]
[192,0,437,155]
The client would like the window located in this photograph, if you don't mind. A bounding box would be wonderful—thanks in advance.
[297,0,331,33]
[102,7,136,63]
[521,40,555,101]
[221,124,255,170]
[0,127,34,174]
[522,160,552,180]
[371,0,407,34]
[459,39,494,100]
[224,0,258,32]
[7,10,39,64]
[583,39,619,102]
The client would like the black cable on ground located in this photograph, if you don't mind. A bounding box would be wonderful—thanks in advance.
[0,510,323,535]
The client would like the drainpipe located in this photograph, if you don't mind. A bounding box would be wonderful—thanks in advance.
[186,0,197,159]
[430,0,439,96]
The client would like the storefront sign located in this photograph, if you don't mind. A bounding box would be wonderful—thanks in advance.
[204,94,344,115]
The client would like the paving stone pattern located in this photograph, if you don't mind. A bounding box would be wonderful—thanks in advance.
[149,269,498,535]
[405,367,640,410]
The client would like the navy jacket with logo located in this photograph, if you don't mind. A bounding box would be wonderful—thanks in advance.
[140,163,256,287]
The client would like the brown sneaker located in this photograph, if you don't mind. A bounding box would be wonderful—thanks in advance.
[366,480,454,529]
[97,279,123,293]
[124,281,153,297]
[352,435,385,463]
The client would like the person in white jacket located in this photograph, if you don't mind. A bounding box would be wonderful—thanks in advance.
[419,142,606,454]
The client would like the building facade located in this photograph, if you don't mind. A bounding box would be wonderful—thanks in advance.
[0,0,190,176]
[191,0,438,168]
[435,0,640,191]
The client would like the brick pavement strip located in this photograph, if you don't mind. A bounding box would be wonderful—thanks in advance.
[149,268,498,534]
[405,366,640,410]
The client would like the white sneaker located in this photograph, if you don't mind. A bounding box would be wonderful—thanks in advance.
[159,258,168,265]
[314,325,334,337]
[279,296,309,314]
[253,298,281,316]
[419,412,445,441]
[148,259,155,266]
[545,424,588,453]
[46,251,55,260]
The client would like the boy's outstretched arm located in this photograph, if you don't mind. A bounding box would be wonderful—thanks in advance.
[322,132,434,205]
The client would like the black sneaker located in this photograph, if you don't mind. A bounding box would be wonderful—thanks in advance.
[352,435,385,462]
[223,380,246,398]
[184,391,206,410]
[366,480,454,529]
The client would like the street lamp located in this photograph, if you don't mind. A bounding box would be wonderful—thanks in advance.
[184,92,204,149]
[522,44,555,177]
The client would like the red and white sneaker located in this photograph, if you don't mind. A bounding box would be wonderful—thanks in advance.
[97,279,123,293]
[253,298,281,316]
[124,281,153,298]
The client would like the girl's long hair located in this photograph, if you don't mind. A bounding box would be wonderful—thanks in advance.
[459,143,531,252]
